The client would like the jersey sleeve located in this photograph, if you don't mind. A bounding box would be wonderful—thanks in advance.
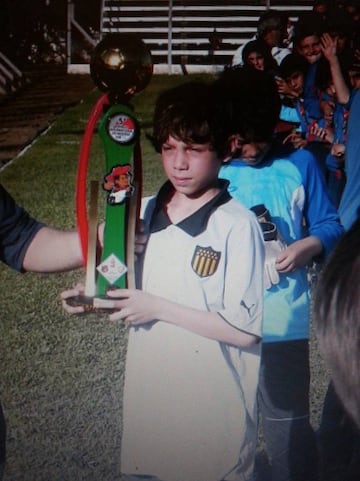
[290,150,345,257]
[217,208,264,338]
[0,184,44,271]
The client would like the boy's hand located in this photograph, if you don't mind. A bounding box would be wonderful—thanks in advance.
[93,288,159,324]
[283,131,307,149]
[320,33,338,63]
[135,219,148,260]
[331,142,345,162]
[275,237,323,273]
[61,282,86,314]
[308,122,334,143]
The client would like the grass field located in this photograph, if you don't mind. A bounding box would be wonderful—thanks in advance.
[0,74,330,481]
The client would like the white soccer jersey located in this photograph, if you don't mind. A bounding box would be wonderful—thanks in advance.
[121,181,264,481]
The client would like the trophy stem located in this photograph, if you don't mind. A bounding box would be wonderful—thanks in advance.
[84,180,99,297]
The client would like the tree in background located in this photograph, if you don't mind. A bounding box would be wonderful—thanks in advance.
[0,0,101,66]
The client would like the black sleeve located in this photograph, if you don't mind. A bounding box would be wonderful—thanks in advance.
[0,184,44,272]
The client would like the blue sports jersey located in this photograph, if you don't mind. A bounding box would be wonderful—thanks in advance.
[339,89,360,230]
[220,148,344,342]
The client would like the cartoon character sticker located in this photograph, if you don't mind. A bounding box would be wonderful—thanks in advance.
[103,164,135,205]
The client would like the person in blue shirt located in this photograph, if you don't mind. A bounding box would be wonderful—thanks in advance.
[314,44,360,480]
[275,52,331,181]
[214,67,344,481]
[338,67,360,229]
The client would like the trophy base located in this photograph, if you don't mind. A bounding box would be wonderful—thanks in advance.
[65,294,118,314]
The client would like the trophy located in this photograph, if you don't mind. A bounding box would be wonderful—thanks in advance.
[68,33,153,311]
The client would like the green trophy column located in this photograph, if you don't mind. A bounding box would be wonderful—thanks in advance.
[96,103,139,296]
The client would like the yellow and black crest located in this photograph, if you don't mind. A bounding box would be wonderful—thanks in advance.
[191,245,221,277]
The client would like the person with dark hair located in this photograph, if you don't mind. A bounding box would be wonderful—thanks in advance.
[216,67,344,481]
[64,80,265,481]
[277,52,310,134]
[315,217,360,480]
[315,46,360,480]
[0,184,83,480]
[241,39,278,73]
[314,219,360,400]
[286,15,351,183]
[232,9,291,67]
[293,12,325,118]
[312,30,360,209]
[275,52,332,180]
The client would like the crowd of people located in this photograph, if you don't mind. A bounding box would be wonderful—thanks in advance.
[228,3,360,480]
[1,2,360,481]
[232,1,360,221]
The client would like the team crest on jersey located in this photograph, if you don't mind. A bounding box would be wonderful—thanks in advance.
[191,245,221,277]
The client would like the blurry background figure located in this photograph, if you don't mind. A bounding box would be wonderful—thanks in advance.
[232,9,291,67]
[338,54,360,230]
[315,217,360,481]
[241,39,278,74]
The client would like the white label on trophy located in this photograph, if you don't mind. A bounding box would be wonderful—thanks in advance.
[108,114,136,144]
[97,253,128,284]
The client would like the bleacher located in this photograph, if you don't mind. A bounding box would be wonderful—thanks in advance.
[0,51,28,100]
[99,0,314,74]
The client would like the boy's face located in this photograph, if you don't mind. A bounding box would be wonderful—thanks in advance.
[297,35,322,64]
[263,27,284,48]
[285,71,304,96]
[246,52,265,71]
[232,136,271,166]
[161,136,223,196]
[349,70,360,89]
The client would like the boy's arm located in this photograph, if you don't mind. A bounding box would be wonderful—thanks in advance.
[290,150,344,258]
[94,289,258,347]
[321,33,350,105]
[95,290,258,348]
[275,235,323,272]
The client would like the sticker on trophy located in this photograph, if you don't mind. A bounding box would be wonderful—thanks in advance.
[97,253,128,284]
[107,113,137,144]
[103,164,135,205]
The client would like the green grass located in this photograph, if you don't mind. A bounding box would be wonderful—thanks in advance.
[0,73,216,481]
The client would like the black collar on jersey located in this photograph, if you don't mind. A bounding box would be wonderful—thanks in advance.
[150,179,231,237]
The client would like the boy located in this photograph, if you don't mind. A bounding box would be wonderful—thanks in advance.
[232,9,291,68]
[276,53,330,179]
[293,13,324,117]
[215,68,344,481]
[65,81,265,481]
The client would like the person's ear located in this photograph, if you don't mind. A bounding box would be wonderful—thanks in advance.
[222,134,240,163]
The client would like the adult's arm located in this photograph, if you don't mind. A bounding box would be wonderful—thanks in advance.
[22,227,83,272]
[0,184,83,273]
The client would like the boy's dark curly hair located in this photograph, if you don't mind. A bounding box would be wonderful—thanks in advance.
[150,81,232,160]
